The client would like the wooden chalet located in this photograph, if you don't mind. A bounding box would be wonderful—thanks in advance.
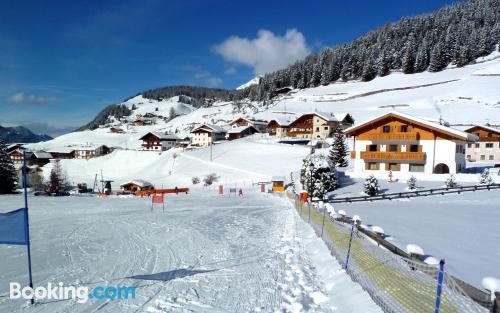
[464,125,500,162]
[227,125,259,140]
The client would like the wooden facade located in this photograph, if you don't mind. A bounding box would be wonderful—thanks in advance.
[346,112,476,175]
[464,125,500,162]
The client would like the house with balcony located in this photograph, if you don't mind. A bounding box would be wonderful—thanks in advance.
[345,112,478,175]
[229,117,268,133]
[267,118,292,138]
[140,132,182,151]
[464,125,500,163]
[191,124,226,147]
[286,112,354,140]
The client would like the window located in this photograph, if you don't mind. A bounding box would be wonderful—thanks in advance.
[389,163,399,171]
[410,145,419,152]
[467,143,472,148]
[324,126,328,130]
[369,144,378,152]
[400,125,408,133]
[316,127,320,131]
[487,132,492,137]
[480,155,485,160]
[475,143,480,148]
[383,125,391,133]
[369,162,378,170]
[389,144,398,152]
[486,143,494,148]
[489,155,494,160]
[466,155,471,159]
[409,164,425,172]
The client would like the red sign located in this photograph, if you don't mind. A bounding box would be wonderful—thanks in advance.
[219,185,224,195]
[152,194,164,204]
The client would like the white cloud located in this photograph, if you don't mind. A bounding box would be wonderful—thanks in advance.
[214,29,310,75]
[6,92,56,104]
[182,65,222,87]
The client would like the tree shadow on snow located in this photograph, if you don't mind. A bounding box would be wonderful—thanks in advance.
[128,268,217,282]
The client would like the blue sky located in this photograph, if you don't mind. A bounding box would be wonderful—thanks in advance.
[0,0,457,132]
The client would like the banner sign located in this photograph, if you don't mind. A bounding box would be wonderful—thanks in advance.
[0,208,28,245]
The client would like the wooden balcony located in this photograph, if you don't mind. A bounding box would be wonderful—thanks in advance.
[350,151,356,159]
[478,136,500,142]
[360,151,426,161]
[369,133,419,141]
[287,130,312,137]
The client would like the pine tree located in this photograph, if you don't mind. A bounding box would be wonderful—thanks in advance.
[364,175,379,196]
[169,107,176,120]
[329,128,349,167]
[401,33,417,74]
[407,176,417,190]
[429,43,446,72]
[300,155,338,199]
[456,44,472,67]
[0,140,18,193]
[361,58,376,82]
[414,39,429,72]
[376,52,390,77]
[479,169,493,185]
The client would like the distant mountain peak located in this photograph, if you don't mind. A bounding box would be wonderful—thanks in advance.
[0,125,52,143]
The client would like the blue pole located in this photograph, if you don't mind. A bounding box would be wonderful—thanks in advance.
[23,151,35,305]
[345,221,356,270]
[434,259,445,313]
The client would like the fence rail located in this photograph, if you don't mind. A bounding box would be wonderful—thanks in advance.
[286,191,495,313]
[321,184,500,204]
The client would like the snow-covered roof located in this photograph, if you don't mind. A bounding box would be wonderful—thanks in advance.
[465,124,500,135]
[344,111,479,141]
[268,118,292,127]
[32,151,53,159]
[191,124,226,133]
[120,179,153,188]
[139,132,181,141]
[227,125,259,134]
[272,176,286,181]
[229,117,268,126]
[73,144,108,151]
[47,147,75,154]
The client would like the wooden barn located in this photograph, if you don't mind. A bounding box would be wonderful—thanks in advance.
[227,125,259,140]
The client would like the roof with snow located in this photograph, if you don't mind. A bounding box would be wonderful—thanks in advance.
[120,179,153,188]
[267,118,292,127]
[272,176,286,181]
[191,124,226,134]
[139,132,182,141]
[465,124,500,135]
[227,125,259,134]
[31,151,53,159]
[344,111,479,141]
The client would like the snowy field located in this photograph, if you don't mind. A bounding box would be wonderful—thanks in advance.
[328,177,500,289]
[0,190,381,313]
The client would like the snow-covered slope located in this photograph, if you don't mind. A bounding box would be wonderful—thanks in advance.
[236,76,261,90]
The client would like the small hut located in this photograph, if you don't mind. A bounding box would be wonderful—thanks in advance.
[271,176,286,192]
[120,179,154,193]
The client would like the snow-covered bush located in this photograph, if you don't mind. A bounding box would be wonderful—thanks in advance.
[363,175,379,196]
[479,169,493,185]
[191,176,200,185]
[300,154,338,200]
[328,128,349,168]
[444,174,458,188]
[203,173,219,186]
[407,176,417,190]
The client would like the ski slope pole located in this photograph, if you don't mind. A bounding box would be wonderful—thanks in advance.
[345,220,356,270]
[320,200,327,238]
[23,150,35,305]
[434,259,445,313]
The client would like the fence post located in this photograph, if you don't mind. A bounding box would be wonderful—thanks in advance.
[321,200,327,238]
[434,259,445,313]
[308,200,311,223]
[345,220,356,270]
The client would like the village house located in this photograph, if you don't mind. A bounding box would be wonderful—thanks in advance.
[287,112,354,139]
[8,148,25,166]
[73,145,111,159]
[229,117,268,133]
[109,126,124,133]
[227,125,259,140]
[120,179,154,193]
[48,147,76,159]
[139,132,182,151]
[28,151,53,167]
[345,112,478,175]
[267,118,292,138]
[464,125,500,163]
[191,124,226,147]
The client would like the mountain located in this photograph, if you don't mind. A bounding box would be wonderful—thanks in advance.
[236,76,261,90]
[0,125,52,143]
[240,0,500,101]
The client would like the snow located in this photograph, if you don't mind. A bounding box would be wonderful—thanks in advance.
[482,277,500,296]
[370,226,384,235]
[329,177,500,288]
[0,190,381,312]
[406,244,425,256]
[236,76,261,90]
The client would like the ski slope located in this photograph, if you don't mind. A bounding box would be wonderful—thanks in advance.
[0,191,381,313]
